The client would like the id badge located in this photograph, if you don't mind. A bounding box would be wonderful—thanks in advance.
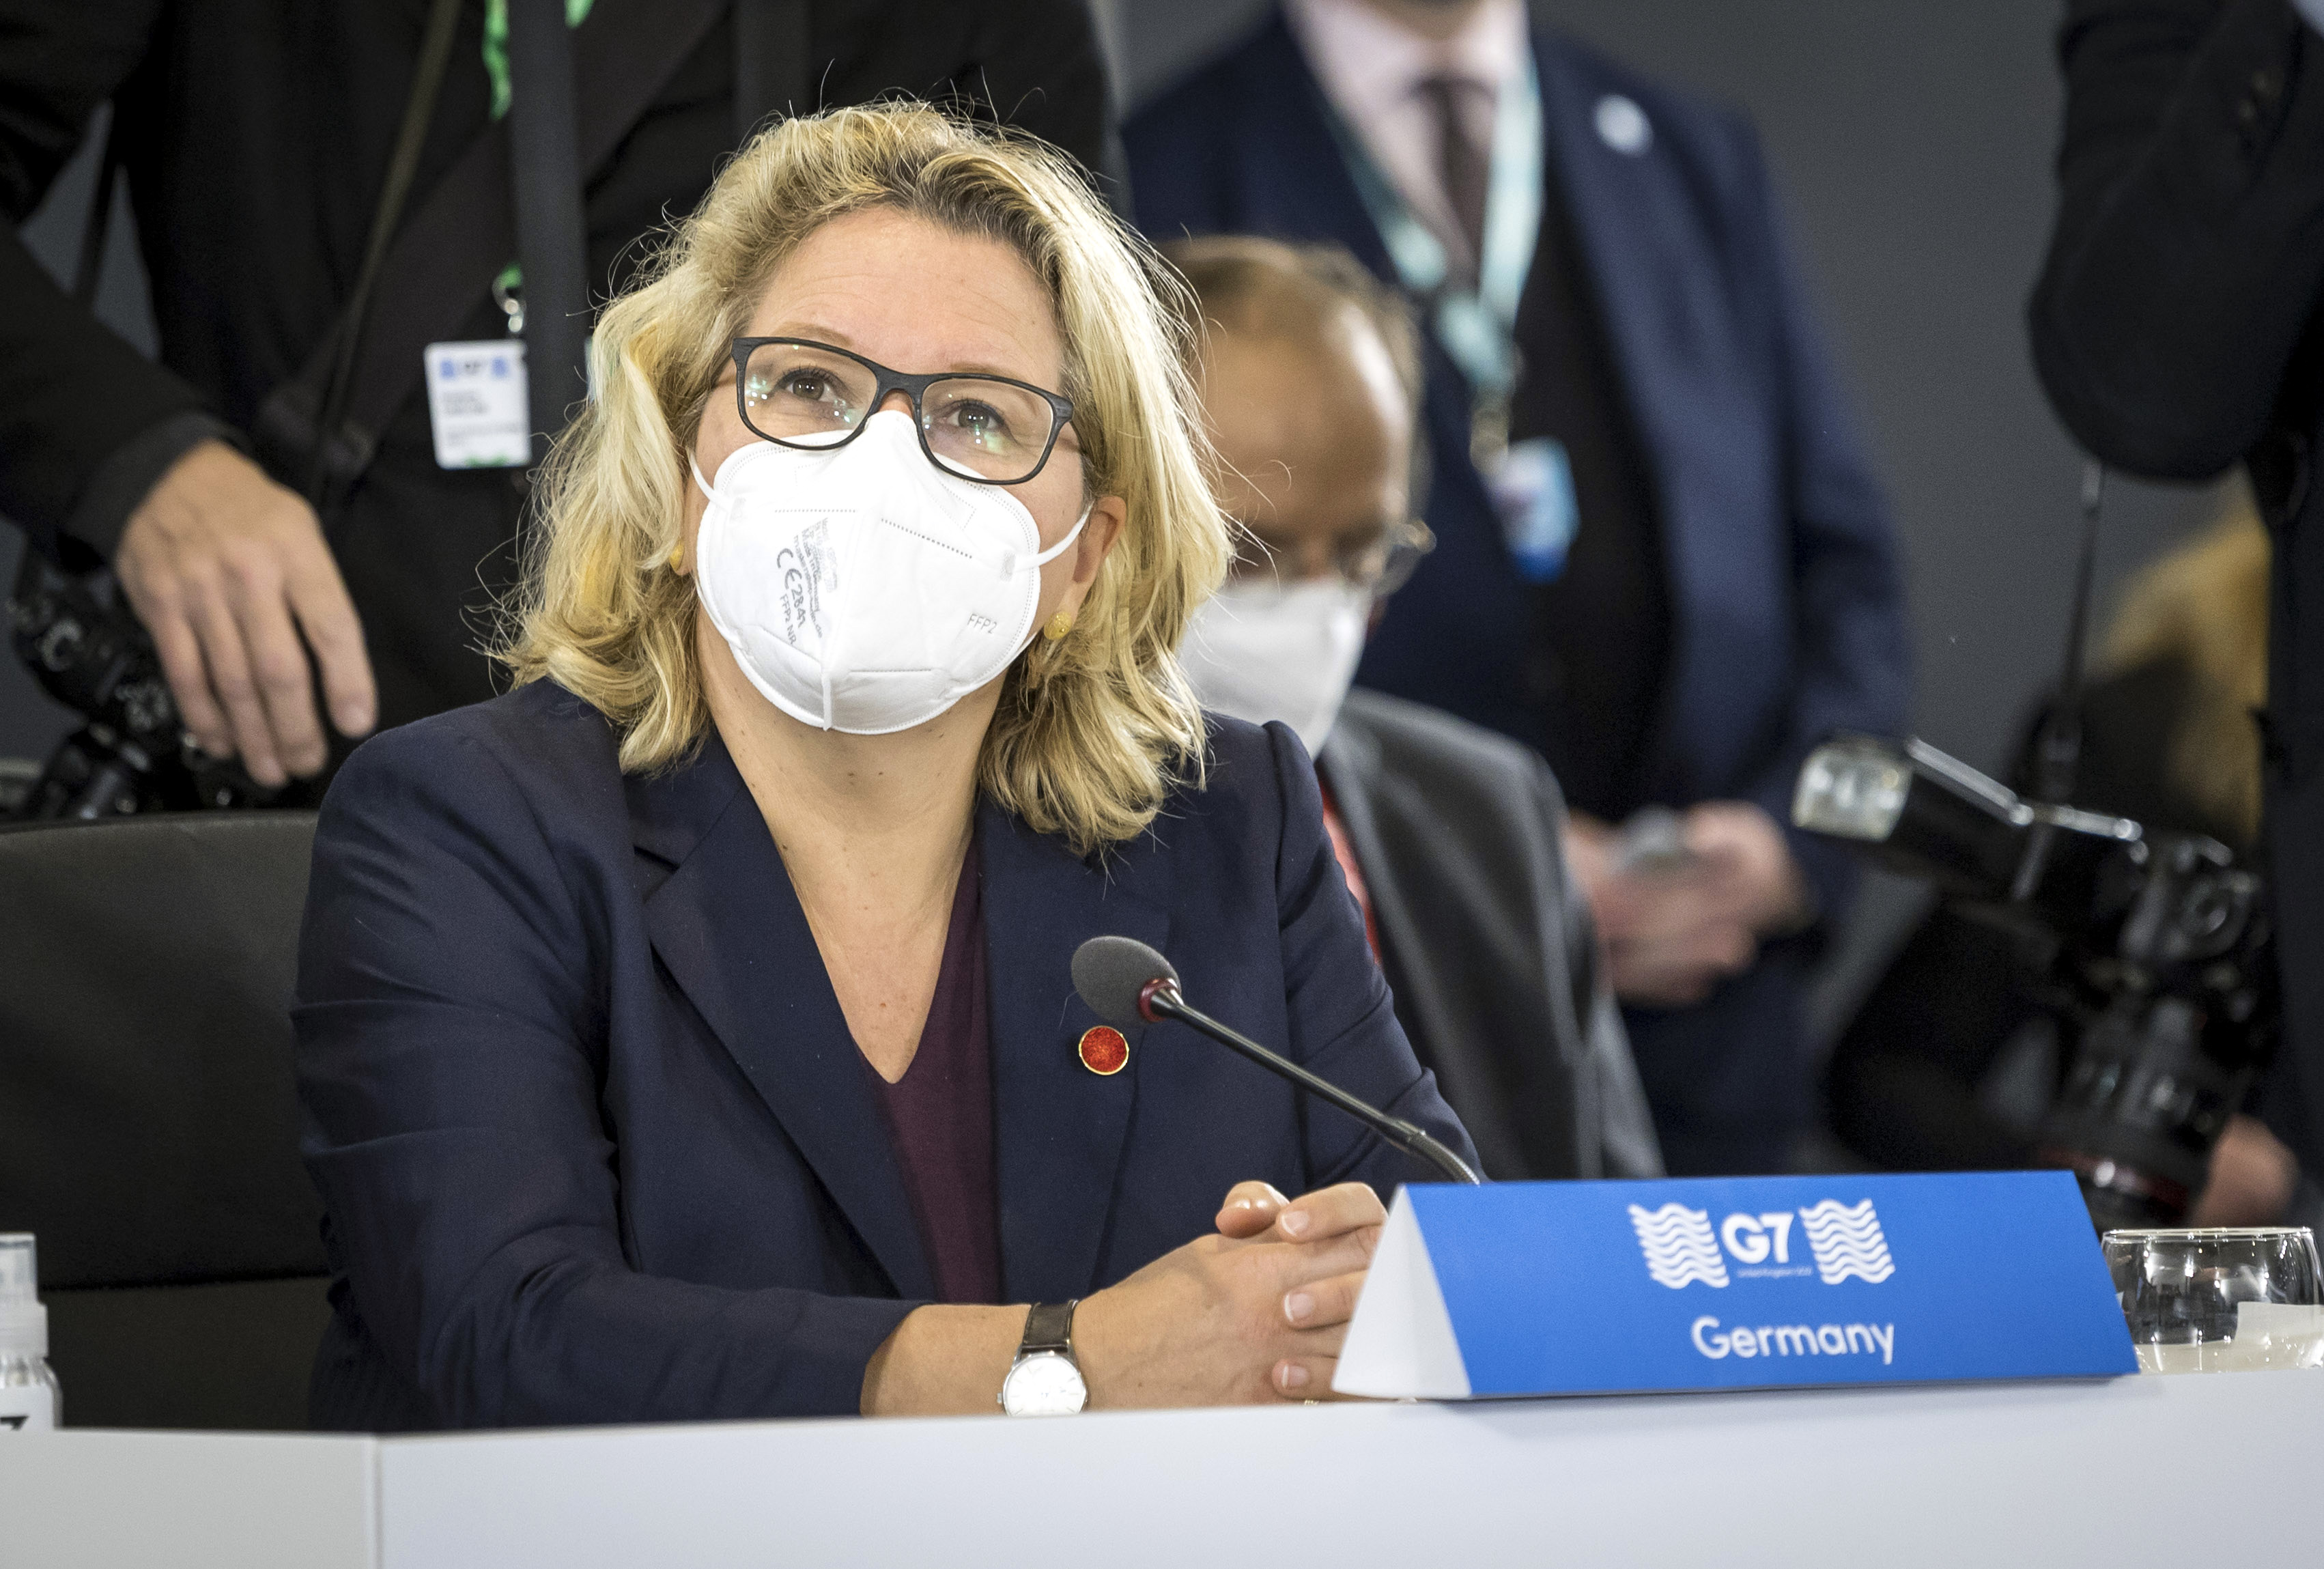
[1486,436,1578,584]
[422,340,532,468]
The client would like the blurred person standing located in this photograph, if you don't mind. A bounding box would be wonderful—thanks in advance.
[1167,234,1660,1181]
[1127,0,1910,1172]
[0,0,1111,795]
[2028,0,2324,1189]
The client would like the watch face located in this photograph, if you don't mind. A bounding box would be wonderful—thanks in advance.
[1001,1351,1087,1416]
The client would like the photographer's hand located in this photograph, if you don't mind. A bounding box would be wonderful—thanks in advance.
[2190,1114,2297,1227]
[114,440,376,784]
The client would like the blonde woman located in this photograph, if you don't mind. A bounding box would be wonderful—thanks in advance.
[293,104,1473,1432]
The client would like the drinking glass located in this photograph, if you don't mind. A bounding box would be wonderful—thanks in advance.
[2101,1227,2324,1373]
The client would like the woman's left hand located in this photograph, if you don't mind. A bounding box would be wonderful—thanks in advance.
[1216,1181,1302,1239]
[1215,1179,1384,1398]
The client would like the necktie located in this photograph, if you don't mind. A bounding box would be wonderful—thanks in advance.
[1416,74,1491,287]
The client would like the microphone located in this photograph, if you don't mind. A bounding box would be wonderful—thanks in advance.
[1071,935,1482,1185]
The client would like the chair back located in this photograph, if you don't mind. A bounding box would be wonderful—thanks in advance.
[0,812,328,1429]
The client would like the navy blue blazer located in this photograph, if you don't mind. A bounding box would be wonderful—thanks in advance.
[293,679,1473,1431]
[1126,14,1912,1171]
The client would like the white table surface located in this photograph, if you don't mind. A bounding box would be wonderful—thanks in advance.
[7,1372,2318,1568]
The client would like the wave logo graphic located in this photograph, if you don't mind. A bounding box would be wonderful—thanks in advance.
[1628,1203,1729,1289]
[1798,1200,1896,1284]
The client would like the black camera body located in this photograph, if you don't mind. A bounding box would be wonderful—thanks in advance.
[1796,735,2274,1230]
[7,549,272,818]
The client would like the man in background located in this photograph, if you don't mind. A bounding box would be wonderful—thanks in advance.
[1127,0,1910,1172]
[1168,233,1660,1181]
[0,0,1111,793]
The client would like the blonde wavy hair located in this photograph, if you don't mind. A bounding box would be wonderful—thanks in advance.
[500,103,1231,854]
[2101,484,2269,847]
[2110,487,2268,846]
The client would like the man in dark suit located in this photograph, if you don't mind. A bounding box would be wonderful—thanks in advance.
[2028,0,2324,1191]
[1167,234,1659,1182]
[0,0,1111,791]
[1128,1,1910,1173]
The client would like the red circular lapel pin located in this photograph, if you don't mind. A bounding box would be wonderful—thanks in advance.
[1077,1026,1129,1076]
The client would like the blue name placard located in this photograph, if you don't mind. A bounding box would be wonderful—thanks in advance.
[1333,1172,2136,1399]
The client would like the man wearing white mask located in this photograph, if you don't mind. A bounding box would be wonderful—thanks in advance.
[1170,236,1659,1183]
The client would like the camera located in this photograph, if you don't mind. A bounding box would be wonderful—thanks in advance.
[1795,734,2275,1230]
[7,548,274,819]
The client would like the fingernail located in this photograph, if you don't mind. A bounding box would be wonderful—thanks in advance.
[1277,1363,1309,1391]
[1279,1209,1312,1238]
[1284,1291,1314,1325]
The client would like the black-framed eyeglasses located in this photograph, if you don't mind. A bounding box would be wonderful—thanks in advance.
[1228,516,1437,597]
[730,337,1077,486]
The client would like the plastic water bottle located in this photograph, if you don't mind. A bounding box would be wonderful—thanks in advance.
[0,1234,59,1432]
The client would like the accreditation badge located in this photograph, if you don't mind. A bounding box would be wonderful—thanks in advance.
[1484,436,1579,584]
[421,339,532,468]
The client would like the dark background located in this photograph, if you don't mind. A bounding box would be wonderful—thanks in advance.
[6,1,2223,1039]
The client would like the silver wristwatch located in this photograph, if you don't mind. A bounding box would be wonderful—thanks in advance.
[998,1300,1087,1416]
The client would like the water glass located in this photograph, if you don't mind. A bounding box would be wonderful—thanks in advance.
[2101,1227,2324,1374]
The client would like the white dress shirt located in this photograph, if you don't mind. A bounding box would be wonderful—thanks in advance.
[1282,0,1530,278]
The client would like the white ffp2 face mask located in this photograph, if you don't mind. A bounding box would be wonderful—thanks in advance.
[1179,576,1372,755]
[691,410,1087,735]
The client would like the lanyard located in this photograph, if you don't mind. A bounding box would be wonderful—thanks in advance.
[483,0,597,337]
[1320,55,1544,417]
[483,0,597,119]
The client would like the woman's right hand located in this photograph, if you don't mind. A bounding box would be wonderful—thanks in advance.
[1071,1181,1385,1406]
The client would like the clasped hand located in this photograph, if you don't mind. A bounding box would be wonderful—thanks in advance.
[1071,1180,1385,1404]
[1568,802,1811,1008]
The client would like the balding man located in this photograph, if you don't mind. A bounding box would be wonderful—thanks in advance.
[1170,234,1659,1183]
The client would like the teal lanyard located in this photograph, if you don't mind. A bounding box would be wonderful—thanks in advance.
[1319,55,1543,408]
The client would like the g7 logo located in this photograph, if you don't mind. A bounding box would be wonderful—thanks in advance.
[1718,1211,1795,1264]
[1631,1199,1895,1290]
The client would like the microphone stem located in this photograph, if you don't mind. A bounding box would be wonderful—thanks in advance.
[1146,988,1482,1185]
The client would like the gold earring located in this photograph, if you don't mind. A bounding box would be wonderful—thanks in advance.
[1043,609,1077,642]
[668,543,684,571]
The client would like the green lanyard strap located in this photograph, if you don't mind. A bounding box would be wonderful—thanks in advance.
[1318,55,1544,407]
[482,0,597,121]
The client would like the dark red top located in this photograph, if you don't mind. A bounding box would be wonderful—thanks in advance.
[867,840,1002,1305]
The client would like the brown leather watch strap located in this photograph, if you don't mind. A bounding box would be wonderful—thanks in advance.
[1019,1300,1078,1358]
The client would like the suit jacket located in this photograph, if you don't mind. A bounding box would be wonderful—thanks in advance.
[1320,689,1660,1183]
[1124,12,1911,1172]
[0,0,1112,731]
[2027,0,2324,1173]
[292,681,1473,1432]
